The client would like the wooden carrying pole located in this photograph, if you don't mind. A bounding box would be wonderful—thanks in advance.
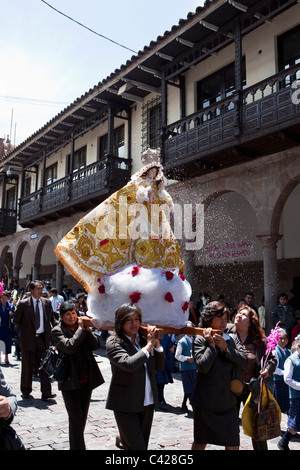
[82,317,220,338]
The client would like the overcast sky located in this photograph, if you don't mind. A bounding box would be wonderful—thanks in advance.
[0,0,203,146]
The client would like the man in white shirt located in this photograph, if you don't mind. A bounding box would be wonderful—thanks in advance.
[13,281,56,401]
[49,288,64,319]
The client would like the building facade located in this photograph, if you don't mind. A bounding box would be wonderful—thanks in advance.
[0,0,300,331]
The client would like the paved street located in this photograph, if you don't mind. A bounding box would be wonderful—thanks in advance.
[1,339,299,452]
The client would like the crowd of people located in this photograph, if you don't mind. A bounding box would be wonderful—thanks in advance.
[0,278,300,451]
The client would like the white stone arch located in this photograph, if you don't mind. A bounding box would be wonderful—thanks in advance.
[270,158,300,236]
[33,235,57,284]
[14,240,33,282]
[0,245,12,280]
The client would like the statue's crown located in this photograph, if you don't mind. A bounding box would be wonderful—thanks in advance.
[141,148,161,166]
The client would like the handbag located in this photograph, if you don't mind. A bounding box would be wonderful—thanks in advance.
[230,366,244,395]
[39,346,69,383]
[0,421,26,450]
[252,381,281,441]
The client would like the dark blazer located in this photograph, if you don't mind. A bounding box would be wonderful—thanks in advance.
[13,296,54,352]
[106,333,165,413]
[51,322,104,392]
[192,334,248,411]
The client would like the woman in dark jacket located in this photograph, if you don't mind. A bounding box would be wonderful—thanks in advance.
[106,303,165,450]
[229,305,277,450]
[191,301,248,450]
[51,301,104,450]
[0,291,14,364]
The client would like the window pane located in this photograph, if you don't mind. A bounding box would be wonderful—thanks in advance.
[24,177,31,196]
[200,75,222,107]
[45,164,57,185]
[149,105,161,149]
[115,125,125,158]
[141,96,162,152]
[99,134,108,159]
[73,147,86,171]
[197,58,246,109]
[278,25,300,70]
[6,187,16,210]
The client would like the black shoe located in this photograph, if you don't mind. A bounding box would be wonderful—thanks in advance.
[181,404,188,413]
[115,435,123,449]
[21,393,33,399]
[158,401,168,410]
[277,440,290,450]
[41,394,57,401]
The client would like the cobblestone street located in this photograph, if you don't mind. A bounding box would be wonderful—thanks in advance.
[1,340,299,454]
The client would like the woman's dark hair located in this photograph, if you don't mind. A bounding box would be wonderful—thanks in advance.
[199,301,229,328]
[60,300,76,317]
[114,303,142,337]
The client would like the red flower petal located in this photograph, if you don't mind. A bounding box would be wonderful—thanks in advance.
[129,292,141,304]
[131,266,140,276]
[165,292,174,303]
[165,271,174,281]
[98,284,105,294]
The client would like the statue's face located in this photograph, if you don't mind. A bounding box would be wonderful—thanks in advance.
[146,167,158,178]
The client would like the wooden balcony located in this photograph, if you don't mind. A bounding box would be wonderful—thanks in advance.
[0,209,17,236]
[164,64,300,179]
[19,156,131,228]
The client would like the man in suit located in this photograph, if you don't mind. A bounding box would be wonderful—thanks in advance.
[13,280,56,401]
[59,284,69,301]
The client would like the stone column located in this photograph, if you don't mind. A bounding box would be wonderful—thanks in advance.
[13,265,22,280]
[256,234,282,334]
[56,260,64,292]
[32,263,41,281]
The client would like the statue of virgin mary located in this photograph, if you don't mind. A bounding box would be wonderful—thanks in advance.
[55,148,191,328]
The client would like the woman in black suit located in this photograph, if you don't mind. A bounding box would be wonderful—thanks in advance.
[191,301,248,450]
[51,301,104,450]
[106,303,165,450]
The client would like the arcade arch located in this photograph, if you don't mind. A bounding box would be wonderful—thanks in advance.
[33,236,57,284]
[0,245,13,280]
[15,241,32,284]
[193,190,262,309]
[277,183,300,305]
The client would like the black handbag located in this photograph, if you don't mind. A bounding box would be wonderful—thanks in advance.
[0,421,26,450]
[39,346,69,383]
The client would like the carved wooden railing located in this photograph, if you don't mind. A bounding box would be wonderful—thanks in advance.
[164,64,300,167]
[19,156,131,225]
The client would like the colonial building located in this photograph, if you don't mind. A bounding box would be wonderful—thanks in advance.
[0,0,300,331]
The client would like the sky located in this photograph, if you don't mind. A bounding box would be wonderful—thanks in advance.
[0,0,203,146]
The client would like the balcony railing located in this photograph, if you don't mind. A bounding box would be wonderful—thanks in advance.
[0,208,17,236]
[164,64,300,170]
[19,156,131,227]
